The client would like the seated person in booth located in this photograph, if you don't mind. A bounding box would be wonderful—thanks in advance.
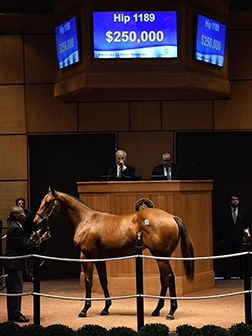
[2,206,50,322]
[107,149,136,180]
[152,151,185,180]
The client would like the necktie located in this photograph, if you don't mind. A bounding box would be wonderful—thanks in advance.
[118,167,122,177]
[167,168,171,180]
[233,208,237,224]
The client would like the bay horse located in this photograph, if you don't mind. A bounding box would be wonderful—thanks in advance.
[33,186,194,320]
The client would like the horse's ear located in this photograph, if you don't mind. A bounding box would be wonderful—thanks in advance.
[48,185,56,197]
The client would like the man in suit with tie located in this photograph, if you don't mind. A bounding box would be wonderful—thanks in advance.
[15,198,35,282]
[151,151,185,180]
[219,195,250,278]
[107,149,136,180]
[2,206,50,322]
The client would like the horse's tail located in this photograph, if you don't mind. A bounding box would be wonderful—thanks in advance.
[174,217,194,281]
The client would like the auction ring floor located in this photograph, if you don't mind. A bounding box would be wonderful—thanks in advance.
[0,279,248,332]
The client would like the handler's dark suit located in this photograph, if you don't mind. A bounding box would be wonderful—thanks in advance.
[22,209,35,280]
[219,206,250,278]
[108,165,136,180]
[2,220,34,320]
[151,164,185,180]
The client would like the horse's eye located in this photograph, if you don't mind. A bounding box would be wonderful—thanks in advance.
[45,201,50,207]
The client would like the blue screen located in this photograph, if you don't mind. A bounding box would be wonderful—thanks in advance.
[93,11,177,59]
[55,17,79,69]
[196,14,226,67]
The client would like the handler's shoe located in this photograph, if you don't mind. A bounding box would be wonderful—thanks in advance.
[8,313,29,322]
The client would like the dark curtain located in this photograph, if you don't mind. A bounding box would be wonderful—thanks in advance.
[176,131,252,277]
[29,133,115,279]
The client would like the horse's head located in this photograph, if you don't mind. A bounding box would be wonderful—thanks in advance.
[33,186,60,234]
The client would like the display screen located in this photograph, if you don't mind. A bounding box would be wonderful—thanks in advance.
[55,17,80,69]
[195,14,226,67]
[93,11,177,59]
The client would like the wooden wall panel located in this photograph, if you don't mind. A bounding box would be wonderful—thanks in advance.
[214,82,252,129]
[26,84,78,133]
[79,102,129,132]
[24,35,56,83]
[0,86,26,134]
[228,30,252,80]
[162,101,213,130]
[79,194,110,213]
[130,102,161,131]
[118,131,173,180]
[174,192,213,274]
[0,35,23,84]
[0,181,28,230]
[0,135,27,180]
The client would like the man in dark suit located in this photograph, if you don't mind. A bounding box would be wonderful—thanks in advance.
[107,149,136,180]
[219,195,250,278]
[2,206,49,322]
[151,151,185,180]
[15,198,34,282]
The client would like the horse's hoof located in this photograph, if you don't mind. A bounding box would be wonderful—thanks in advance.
[78,310,87,317]
[166,313,175,320]
[151,310,160,316]
[100,310,109,316]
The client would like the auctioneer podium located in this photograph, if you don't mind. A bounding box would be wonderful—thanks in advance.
[77,180,214,296]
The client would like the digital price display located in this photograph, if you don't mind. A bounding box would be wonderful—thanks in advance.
[93,11,177,59]
[55,17,79,69]
[196,14,226,67]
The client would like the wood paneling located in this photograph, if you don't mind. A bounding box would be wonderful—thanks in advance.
[130,102,161,131]
[0,135,27,180]
[78,180,214,295]
[0,35,23,84]
[118,131,173,180]
[0,86,26,134]
[79,102,129,132]
[229,9,252,30]
[228,30,252,80]
[214,81,252,129]
[26,84,78,133]
[0,181,28,230]
[0,14,55,34]
[162,101,213,130]
[24,35,56,83]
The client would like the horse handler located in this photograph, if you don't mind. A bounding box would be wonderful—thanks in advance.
[1,206,50,322]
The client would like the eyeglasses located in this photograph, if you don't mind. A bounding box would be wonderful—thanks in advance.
[20,213,26,216]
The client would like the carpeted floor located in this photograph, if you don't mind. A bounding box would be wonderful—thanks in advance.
[0,278,249,332]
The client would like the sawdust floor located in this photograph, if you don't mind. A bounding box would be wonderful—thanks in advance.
[0,279,249,333]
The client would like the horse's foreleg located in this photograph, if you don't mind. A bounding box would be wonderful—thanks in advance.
[78,259,94,317]
[95,261,112,316]
[152,260,177,319]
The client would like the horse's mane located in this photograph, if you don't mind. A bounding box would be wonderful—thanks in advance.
[59,191,102,213]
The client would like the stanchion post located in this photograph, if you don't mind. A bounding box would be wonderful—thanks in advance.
[33,247,41,325]
[135,231,144,332]
[243,239,251,324]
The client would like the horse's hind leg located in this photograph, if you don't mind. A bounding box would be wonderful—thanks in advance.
[78,258,94,317]
[152,260,178,320]
[166,269,177,320]
[151,272,167,317]
[95,261,112,316]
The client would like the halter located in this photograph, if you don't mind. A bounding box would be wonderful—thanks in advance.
[36,199,58,230]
